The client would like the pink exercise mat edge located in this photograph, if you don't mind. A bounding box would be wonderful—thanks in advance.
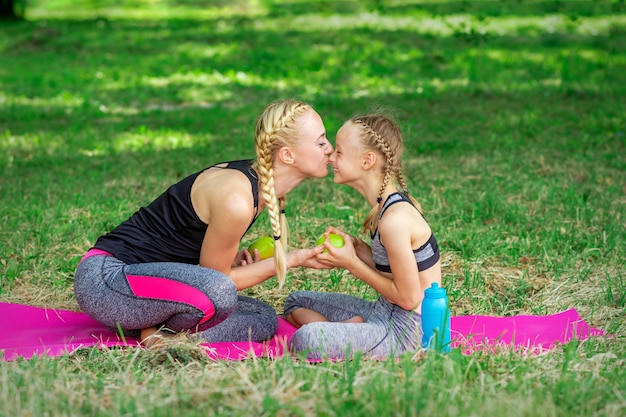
[0,302,606,361]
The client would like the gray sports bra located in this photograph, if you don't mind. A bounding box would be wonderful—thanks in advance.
[371,193,440,273]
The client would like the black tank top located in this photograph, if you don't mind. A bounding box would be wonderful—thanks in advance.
[93,160,259,265]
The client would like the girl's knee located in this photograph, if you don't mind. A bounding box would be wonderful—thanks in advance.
[289,327,312,352]
[290,323,326,349]
[283,290,310,314]
[289,324,337,360]
[285,290,307,303]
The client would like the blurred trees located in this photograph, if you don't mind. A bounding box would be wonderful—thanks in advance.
[0,0,25,19]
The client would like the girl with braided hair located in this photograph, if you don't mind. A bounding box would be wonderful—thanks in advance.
[284,114,442,360]
[74,99,333,347]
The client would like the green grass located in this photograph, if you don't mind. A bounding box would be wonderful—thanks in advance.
[1,0,625,416]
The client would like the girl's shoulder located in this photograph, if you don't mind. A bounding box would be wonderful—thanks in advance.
[378,199,432,245]
[380,202,429,229]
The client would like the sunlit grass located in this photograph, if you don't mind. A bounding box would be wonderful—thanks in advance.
[2,9,623,122]
[111,127,202,152]
[1,1,625,416]
[2,48,622,135]
[25,0,267,20]
[23,0,626,37]
[254,11,626,36]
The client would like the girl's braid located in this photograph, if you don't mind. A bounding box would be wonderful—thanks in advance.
[354,118,394,202]
[353,114,423,232]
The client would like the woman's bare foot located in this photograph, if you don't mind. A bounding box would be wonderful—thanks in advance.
[141,327,175,348]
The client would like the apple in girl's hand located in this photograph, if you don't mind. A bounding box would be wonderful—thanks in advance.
[247,236,274,260]
[316,233,345,252]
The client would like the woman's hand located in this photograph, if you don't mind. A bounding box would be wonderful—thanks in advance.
[287,245,332,270]
[231,249,259,267]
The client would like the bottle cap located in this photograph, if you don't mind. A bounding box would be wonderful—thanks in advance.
[424,282,447,299]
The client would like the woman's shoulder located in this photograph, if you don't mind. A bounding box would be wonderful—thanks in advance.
[192,165,256,222]
[196,163,254,190]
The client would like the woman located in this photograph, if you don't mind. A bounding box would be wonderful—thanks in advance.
[74,99,334,346]
[284,114,442,360]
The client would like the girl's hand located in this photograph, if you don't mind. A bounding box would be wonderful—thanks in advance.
[315,227,359,270]
[351,235,375,269]
[231,249,259,267]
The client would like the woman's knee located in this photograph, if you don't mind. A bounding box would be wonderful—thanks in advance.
[197,269,238,311]
[168,269,238,330]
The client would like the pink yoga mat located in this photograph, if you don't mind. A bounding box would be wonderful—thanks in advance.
[0,302,605,361]
[450,309,605,354]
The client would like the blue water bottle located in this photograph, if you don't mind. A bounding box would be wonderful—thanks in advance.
[421,282,451,352]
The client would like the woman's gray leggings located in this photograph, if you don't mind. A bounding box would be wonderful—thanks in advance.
[74,252,277,342]
[283,291,422,360]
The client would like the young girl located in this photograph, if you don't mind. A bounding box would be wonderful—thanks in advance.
[284,114,442,359]
[74,99,334,347]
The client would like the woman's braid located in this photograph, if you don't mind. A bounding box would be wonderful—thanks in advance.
[254,100,310,288]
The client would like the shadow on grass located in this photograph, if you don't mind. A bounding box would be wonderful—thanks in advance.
[0,1,624,170]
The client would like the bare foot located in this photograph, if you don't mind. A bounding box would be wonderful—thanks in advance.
[286,308,330,328]
[343,316,364,323]
[140,327,175,348]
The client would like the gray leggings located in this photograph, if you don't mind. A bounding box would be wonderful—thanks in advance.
[74,254,277,342]
[283,291,422,360]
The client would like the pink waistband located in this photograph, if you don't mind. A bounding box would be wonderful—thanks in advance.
[80,248,113,264]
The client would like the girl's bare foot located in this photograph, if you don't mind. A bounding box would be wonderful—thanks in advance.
[286,308,330,328]
[343,316,364,323]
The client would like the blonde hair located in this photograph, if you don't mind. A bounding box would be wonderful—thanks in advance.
[252,99,312,288]
[351,114,423,235]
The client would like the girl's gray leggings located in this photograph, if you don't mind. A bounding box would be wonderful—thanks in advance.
[74,251,277,342]
[283,290,422,360]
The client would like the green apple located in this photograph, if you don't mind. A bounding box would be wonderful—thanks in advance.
[247,236,274,260]
[316,233,345,252]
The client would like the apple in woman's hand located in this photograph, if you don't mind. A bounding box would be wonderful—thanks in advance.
[247,236,274,260]
[316,233,345,252]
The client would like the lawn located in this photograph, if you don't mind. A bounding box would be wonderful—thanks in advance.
[0,0,625,416]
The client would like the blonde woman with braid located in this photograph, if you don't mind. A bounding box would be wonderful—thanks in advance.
[74,99,333,347]
[284,114,442,360]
